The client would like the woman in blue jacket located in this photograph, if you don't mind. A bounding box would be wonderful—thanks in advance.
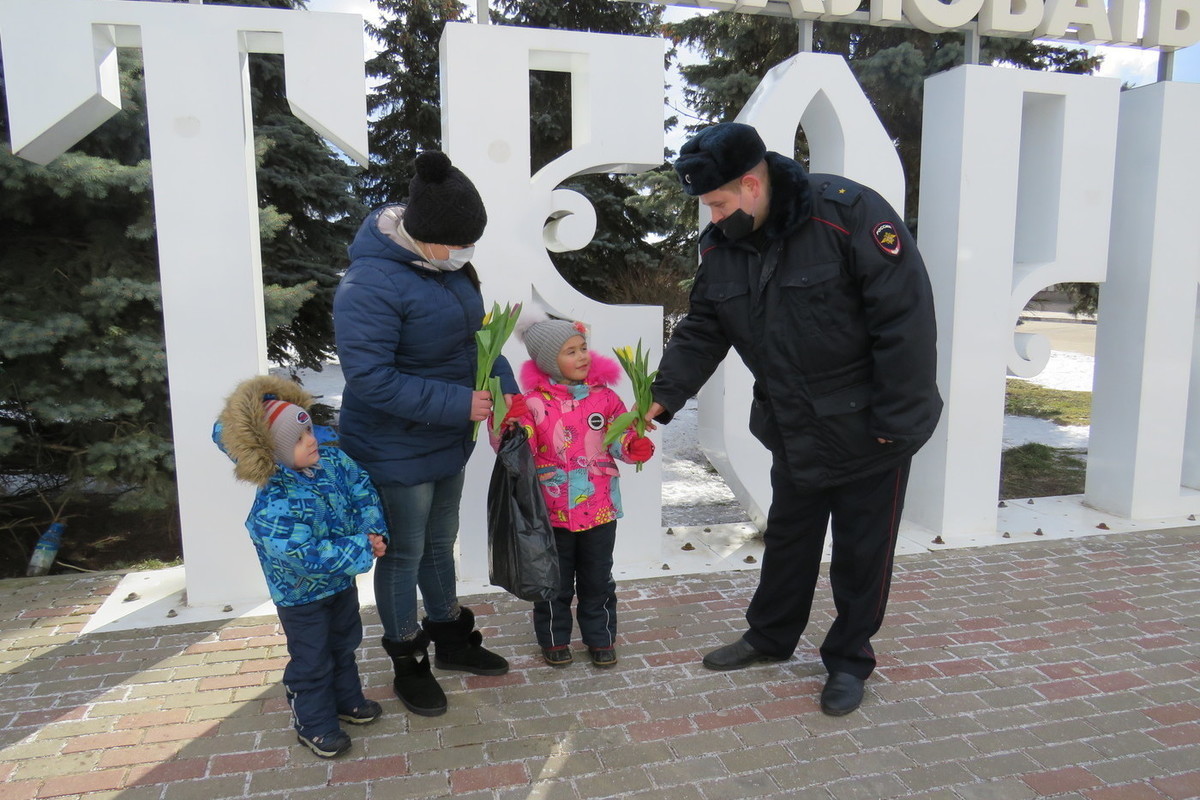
[333,151,517,718]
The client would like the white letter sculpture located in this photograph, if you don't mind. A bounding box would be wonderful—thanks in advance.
[906,65,1120,538]
[0,0,368,606]
[1087,81,1200,519]
[436,22,667,582]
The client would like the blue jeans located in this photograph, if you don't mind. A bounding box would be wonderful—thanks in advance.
[374,471,464,640]
[277,586,367,739]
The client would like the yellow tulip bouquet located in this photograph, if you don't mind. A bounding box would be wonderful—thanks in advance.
[602,339,657,472]
[474,301,522,440]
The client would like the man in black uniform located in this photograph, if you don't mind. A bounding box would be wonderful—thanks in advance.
[645,122,942,716]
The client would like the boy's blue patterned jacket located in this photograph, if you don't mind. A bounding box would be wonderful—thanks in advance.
[214,375,387,607]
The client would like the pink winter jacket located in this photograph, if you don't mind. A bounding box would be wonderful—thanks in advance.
[494,354,653,532]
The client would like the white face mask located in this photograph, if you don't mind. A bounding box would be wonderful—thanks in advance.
[427,245,474,271]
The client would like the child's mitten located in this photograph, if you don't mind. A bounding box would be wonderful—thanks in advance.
[503,393,528,424]
[627,434,654,463]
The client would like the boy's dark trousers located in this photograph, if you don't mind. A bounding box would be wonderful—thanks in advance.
[533,521,617,649]
[277,585,368,739]
[744,459,912,680]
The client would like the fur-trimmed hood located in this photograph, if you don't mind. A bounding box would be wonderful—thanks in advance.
[519,353,622,393]
[214,374,314,487]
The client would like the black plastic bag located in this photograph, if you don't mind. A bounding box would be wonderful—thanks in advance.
[487,427,560,602]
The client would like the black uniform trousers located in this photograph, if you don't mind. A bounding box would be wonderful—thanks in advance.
[743,456,912,680]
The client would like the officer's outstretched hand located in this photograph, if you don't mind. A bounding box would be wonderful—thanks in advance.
[643,402,665,431]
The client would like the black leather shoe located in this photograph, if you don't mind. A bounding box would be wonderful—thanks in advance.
[702,637,785,671]
[821,672,865,716]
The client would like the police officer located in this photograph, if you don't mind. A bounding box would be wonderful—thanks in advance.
[645,122,942,716]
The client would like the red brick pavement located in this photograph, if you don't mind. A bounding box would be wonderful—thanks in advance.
[0,527,1197,799]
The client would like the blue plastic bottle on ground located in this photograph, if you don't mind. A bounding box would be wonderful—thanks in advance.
[26,522,65,577]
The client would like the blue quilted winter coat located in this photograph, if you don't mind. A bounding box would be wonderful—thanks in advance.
[213,375,386,607]
[333,205,517,487]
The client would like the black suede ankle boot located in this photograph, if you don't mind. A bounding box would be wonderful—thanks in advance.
[423,607,509,676]
[381,632,447,716]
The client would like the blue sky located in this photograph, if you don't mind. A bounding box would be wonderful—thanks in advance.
[305,0,1200,88]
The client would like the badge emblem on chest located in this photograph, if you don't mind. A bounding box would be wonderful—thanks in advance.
[873,221,902,257]
[587,412,605,431]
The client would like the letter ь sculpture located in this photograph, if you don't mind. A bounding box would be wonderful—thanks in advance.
[437,22,667,585]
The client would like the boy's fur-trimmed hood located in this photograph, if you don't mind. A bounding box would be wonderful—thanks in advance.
[217,374,313,487]
[519,353,622,393]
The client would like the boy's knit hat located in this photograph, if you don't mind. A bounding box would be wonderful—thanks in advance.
[520,316,588,380]
[263,399,313,470]
[403,151,487,246]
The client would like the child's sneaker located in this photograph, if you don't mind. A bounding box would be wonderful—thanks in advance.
[588,646,617,668]
[297,729,352,759]
[541,645,573,668]
[338,699,383,725]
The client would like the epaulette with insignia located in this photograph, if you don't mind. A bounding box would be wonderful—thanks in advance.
[815,176,863,207]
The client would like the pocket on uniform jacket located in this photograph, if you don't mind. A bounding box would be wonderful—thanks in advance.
[779,261,844,340]
[703,282,749,303]
[780,260,841,290]
[749,393,784,451]
[702,282,751,345]
[812,382,872,417]
[812,382,878,460]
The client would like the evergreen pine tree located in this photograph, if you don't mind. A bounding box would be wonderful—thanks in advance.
[358,0,471,208]
[0,51,176,513]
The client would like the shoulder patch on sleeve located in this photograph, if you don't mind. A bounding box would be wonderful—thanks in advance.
[818,178,863,207]
[872,221,902,257]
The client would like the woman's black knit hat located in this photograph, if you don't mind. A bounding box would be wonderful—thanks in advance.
[404,151,487,246]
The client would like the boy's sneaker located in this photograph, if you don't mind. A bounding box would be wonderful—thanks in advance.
[541,645,573,668]
[297,729,351,759]
[338,699,383,725]
[588,646,617,668]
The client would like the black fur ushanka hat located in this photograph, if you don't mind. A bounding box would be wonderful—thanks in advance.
[673,122,767,196]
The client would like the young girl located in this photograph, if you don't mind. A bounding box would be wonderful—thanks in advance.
[497,312,654,668]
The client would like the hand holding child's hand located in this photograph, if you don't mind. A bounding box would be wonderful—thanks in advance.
[368,533,386,558]
[627,434,654,463]
[642,402,665,432]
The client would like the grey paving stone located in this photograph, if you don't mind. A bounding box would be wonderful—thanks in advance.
[2,528,1199,800]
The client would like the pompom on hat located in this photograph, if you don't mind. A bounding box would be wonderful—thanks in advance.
[673,122,767,197]
[403,151,487,246]
[516,306,589,381]
[262,399,313,471]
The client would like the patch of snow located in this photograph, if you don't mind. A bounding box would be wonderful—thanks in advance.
[1013,350,1095,393]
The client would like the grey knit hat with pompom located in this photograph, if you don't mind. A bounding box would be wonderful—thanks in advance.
[522,319,587,380]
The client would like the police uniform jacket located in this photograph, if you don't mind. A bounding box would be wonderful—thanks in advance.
[652,153,943,489]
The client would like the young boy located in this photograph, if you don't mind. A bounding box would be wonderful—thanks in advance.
[214,375,388,759]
